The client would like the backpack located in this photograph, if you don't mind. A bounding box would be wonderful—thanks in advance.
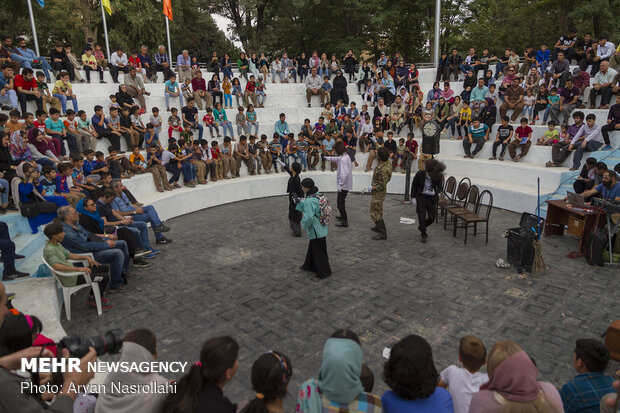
[309,194,331,226]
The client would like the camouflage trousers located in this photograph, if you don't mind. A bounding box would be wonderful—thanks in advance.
[370,192,386,222]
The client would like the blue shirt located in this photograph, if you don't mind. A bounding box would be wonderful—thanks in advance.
[560,372,614,413]
[111,192,135,213]
[0,72,7,89]
[323,138,335,151]
[92,114,109,134]
[83,159,97,175]
[596,182,620,202]
[274,120,290,137]
[536,49,551,63]
[164,80,179,93]
[381,389,453,413]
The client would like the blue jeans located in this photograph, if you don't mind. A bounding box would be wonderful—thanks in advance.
[127,221,151,249]
[572,140,603,169]
[224,93,232,106]
[0,90,18,108]
[23,57,54,81]
[185,123,203,140]
[165,91,184,109]
[248,121,259,135]
[133,205,164,239]
[495,62,506,79]
[298,67,308,81]
[320,68,330,78]
[218,121,234,138]
[35,157,55,168]
[538,61,548,75]
[222,67,233,80]
[459,63,472,75]
[53,94,79,114]
[271,70,284,82]
[93,242,129,289]
[0,178,8,205]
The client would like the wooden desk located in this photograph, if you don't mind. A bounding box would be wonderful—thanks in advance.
[544,199,605,250]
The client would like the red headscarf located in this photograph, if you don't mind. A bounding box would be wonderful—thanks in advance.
[480,350,542,402]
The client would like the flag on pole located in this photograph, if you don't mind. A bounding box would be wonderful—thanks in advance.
[36,0,45,7]
[163,0,173,21]
[102,0,112,15]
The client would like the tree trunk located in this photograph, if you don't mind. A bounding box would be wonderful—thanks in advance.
[9,3,21,36]
[79,0,95,41]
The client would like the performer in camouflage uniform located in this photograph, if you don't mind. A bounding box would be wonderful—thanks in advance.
[370,147,392,240]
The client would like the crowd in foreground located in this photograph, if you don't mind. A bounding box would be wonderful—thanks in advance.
[1,287,620,413]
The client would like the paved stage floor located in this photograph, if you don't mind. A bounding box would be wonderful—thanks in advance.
[62,193,619,407]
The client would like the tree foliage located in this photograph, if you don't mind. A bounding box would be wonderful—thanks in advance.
[0,0,617,62]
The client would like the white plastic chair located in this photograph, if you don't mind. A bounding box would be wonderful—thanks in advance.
[41,253,102,320]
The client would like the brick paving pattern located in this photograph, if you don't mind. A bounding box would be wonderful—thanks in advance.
[62,193,619,408]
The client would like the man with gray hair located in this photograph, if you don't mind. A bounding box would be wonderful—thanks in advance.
[137,45,155,82]
[176,49,192,83]
[57,205,130,291]
[153,45,174,81]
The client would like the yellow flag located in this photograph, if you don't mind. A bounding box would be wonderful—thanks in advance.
[102,0,112,15]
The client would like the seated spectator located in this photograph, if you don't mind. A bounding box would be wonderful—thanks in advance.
[164,74,183,111]
[382,334,453,412]
[13,162,65,233]
[0,221,28,280]
[0,64,18,111]
[92,105,122,152]
[49,42,74,80]
[551,51,570,88]
[115,84,136,111]
[95,328,169,413]
[110,179,173,245]
[14,37,53,82]
[569,113,604,171]
[42,221,111,309]
[438,335,488,413]
[57,205,129,290]
[573,157,598,195]
[162,336,239,413]
[508,118,532,162]
[590,61,617,110]
[297,330,381,413]
[470,78,489,117]
[549,78,580,125]
[81,48,105,83]
[463,117,490,159]
[499,78,525,122]
[0,281,98,412]
[0,36,23,74]
[153,45,174,81]
[34,70,61,115]
[602,94,620,150]
[559,339,615,413]
[110,47,129,84]
[469,340,563,412]
[52,71,79,115]
[591,36,616,76]
[580,170,620,203]
[24,127,60,166]
[536,120,560,146]
[137,45,155,82]
[240,351,293,413]
[15,68,43,114]
[62,44,85,83]
[124,66,151,113]
[191,70,212,110]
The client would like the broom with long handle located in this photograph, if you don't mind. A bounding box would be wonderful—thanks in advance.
[533,177,547,272]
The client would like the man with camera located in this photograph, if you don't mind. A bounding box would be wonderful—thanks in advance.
[0,281,97,412]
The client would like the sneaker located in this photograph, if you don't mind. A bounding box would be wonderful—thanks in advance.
[499,156,504,161]
[133,249,151,258]
[307,103,311,108]
[1,104,15,111]
[3,271,29,280]
[601,145,612,151]
[132,258,150,268]
[153,224,170,233]
[148,248,160,254]
[143,253,158,259]
[489,156,496,160]
[156,237,173,245]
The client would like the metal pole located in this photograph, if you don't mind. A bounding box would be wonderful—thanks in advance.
[100,1,111,60]
[165,17,172,67]
[434,0,441,68]
[26,0,40,56]
[404,156,412,202]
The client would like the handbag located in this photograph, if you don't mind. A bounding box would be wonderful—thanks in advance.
[19,201,59,218]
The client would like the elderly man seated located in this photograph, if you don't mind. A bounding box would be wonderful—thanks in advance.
[109,180,173,245]
[57,205,130,291]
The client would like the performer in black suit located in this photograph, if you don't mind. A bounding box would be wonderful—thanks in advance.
[411,158,446,243]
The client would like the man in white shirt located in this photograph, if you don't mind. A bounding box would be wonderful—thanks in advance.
[590,61,617,109]
[110,47,129,83]
[325,141,352,228]
[592,36,616,76]
[305,67,325,108]
[569,113,604,171]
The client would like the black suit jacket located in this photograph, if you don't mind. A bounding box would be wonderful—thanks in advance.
[411,170,443,203]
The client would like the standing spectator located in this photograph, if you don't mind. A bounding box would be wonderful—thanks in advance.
[343,49,358,82]
[14,37,53,82]
[0,64,18,110]
[110,47,129,84]
[469,340,563,412]
[15,68,42,114]
[591,36,616,76]
[153,45,174,81]
[137,45,155,82]
[569,113,604,171]
[601,94,620,150]
[590,61,617,109]
[81,48,104,83]
[49,42,73,79]
[553,28,578,61]
[382,335,453,412]
[161,336,239,413]
[52,72,78,115]
[176,50,192,83]
[499,78,525,122]
[447,48,463,81]
[124,67,151,114]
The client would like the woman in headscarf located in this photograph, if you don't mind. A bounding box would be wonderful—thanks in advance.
[296,178,331,279]
[427,81,441,108]
[434,97,449,131]
[115,84,135,111]
[394,60,410,91]
[331,70,349,106]
[26,128,60,166]
[297,330,381,413]
[408,63,420,91]
[469,340,563,412]
[281,161,304,237]
[13,162,67,233]
[461,70,476,102]
[445,95,463,137]
[0,132,20,187]
[373,97,391,131]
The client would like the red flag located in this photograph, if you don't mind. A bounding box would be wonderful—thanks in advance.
[163,0,173,20]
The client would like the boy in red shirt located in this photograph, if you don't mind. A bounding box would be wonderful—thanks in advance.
[128,51,147,82]
[508,117,533,161]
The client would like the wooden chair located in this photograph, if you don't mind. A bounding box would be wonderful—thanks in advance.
[454,190,494,244]
[449,185,480,236]
[441,178,471,229]
[436,176,457,222]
